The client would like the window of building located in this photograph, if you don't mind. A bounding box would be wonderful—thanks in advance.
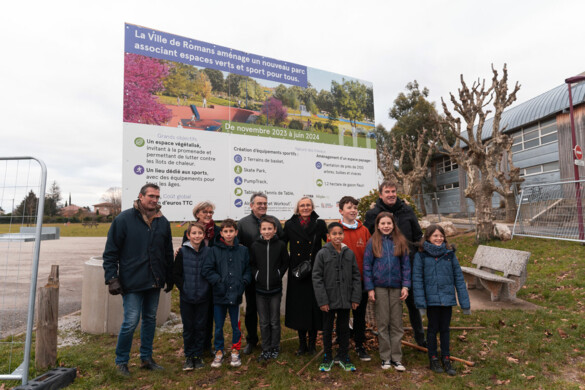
[436,156,458,174]
[518,161,560,177]
[511,119,558,152]
[437,182,460,191]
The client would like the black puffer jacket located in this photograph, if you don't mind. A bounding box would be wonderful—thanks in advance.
[249,235,289,294]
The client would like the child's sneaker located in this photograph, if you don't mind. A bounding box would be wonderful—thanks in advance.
[192,356,204,369]
[319,354,334,372]
[429,356,444,373]
[211,351,223,368]
[381,360,392,370]
[230,350,242,367]
[356,346,372,362]
[390,361,406,372]
[182,357,194,371]
[257,351,270,363]
[333,353,341,364]
[270,347,279,359]
[339,356,356,372]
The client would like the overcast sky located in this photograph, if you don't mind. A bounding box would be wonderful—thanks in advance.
[1,0,584,208]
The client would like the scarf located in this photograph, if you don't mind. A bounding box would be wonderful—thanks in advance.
[134,199,162,227]
[204,220,216,241]
[423,241,447,257]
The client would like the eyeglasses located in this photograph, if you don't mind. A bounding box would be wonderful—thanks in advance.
[254,202,268,206]
[201,210,214,215]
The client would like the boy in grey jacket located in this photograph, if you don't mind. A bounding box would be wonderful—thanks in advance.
[312,222,361,372]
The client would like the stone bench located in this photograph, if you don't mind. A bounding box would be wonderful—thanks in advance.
[82,221,99,228]
[460,245,531,301]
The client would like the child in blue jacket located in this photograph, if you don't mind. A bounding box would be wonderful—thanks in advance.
[413,224,470,376]
[202,219,251,369]
[173,222,211,371]
[363,212,411,372]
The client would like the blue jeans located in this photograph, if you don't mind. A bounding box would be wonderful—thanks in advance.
[115,288,160,365]
[213,304,241,352]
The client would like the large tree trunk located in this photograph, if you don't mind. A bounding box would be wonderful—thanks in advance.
[474,190,495,243]
[504,192,517,223]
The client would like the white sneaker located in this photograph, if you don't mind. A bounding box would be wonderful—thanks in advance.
[381,360,392,370]
[230,351,242,367]
[391,361,406,372]
[211,351,223,368]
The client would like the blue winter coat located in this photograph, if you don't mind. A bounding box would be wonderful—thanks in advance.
[412,243,470,309]
[202,237,251,305]
[363,235,411,291]
[173,241,211,304]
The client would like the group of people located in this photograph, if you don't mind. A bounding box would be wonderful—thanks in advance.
[102,180,470,378]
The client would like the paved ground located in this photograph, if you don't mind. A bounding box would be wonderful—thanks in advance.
[0,236,183,338]
[0,236,538,339]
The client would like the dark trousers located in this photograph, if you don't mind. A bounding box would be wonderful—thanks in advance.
[405,289,425,343]
[256,292,282,351]
[244,281,258,345]
[322,309,350,358]
[426,306,452,358]
[203,294,213,351]
[180,298,209,358]
[352,289,369,347]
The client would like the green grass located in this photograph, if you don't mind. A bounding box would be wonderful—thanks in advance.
[0,223,190,237]
[2,234,585,389]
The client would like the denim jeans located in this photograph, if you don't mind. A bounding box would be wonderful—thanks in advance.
[115,288,160,365]
[256,292,282,351]
[180,298,209,358]
[213,304,241,352]
[426,306,452,358]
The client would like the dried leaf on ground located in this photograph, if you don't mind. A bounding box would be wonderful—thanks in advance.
[507,356,519,364]
[557,328,568,339]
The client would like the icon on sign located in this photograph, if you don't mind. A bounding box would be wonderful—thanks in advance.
[234,154,243,163]
[234,165,243,174]
[234,187,243,196]
[316,179,323,187]
[234,176,243,185]
[134,137,145,147]
[315,161,322,169]
[134,165,145,175]
[234,199,243,208]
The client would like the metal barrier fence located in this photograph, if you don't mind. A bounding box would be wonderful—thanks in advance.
[0,157,47,386]
[513,179,585,243]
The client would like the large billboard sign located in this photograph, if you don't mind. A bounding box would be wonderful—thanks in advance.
[123,23,377,220]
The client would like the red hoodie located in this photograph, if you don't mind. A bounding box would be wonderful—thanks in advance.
[331,220,371,279]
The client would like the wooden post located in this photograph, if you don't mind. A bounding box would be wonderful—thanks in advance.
[36,265,59,369]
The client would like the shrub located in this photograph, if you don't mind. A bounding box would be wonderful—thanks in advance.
[289,119,303,130]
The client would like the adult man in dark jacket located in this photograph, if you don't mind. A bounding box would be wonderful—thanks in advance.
[103,183,174,376]
[364,180,426,347]
[237,192,284,354]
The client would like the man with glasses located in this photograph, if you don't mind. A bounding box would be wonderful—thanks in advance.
[237,192,284,354]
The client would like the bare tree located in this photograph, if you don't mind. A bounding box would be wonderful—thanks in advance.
[101,187,122,216]
[378,127,437,198]
[438,64,521,241]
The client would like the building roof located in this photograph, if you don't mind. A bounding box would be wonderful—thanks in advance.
[478,80,585,139]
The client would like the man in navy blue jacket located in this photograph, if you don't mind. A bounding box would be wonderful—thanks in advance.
[103,183,174,377]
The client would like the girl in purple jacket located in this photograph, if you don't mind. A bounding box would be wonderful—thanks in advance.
[363,212,410,372]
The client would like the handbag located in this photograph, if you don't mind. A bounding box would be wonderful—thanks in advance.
[291,260,312,279]
[291,233,317,280]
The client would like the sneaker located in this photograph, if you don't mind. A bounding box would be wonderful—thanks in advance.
[270,347,279,359]
[319,354,334,372]
[339,356,356,372]
[333,353,341,364]
[390,361,406,372]
[230,351,242,367]
[381,360,392,370]
[442,356,456,376]
[429,357,444,373]
[243,343,255,355]
[193,356,204,369]
[211,351,223,368]
[356,346,372,362]
[257,351,270,363]
[117,363,130,377]
[182,357,194,371]
[141,358,164,371]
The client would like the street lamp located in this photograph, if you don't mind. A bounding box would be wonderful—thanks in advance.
[565,75,585,241]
